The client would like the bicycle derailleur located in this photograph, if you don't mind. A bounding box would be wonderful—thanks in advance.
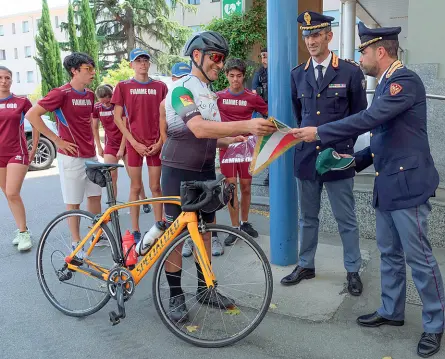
[107,266,135,325]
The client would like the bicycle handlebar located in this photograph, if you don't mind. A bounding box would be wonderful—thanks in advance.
[181,180,215,212]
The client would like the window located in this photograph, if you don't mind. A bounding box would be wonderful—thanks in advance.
[12,23,16,34]
[24,46,32,58]
[27,71,34,83]
[188,0,200,4]
[0,25,4,36]
[22,21,30,33]
[14,48,18,59]
[211,0,220,2]
[0,50,5,60]
[16,72,20,83]
[55,16,59,28]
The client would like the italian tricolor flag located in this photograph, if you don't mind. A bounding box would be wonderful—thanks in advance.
[249,117,301,175]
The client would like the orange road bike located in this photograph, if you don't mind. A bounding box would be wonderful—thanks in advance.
[36,162,273,347]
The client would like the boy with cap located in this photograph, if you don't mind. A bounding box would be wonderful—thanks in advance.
[281,11,368,297]
[293,22,444,358]
[112,48,168,242]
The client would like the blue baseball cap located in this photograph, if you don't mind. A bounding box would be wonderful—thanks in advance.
[171,62,191,78]
[129,48,150,62]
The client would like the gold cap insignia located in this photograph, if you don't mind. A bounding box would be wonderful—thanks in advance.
[304,12,311,26]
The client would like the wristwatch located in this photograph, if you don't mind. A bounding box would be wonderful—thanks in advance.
[315,129,320,141]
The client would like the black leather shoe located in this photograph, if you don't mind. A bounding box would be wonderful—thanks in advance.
[347,272,363,296]
[280,266,315,286]
[417,332,443,358]
[357,312,404,327]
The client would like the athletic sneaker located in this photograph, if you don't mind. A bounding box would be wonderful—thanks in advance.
[211,236,224,256]
[12,228,31,245]
[196,287,234,309]
[182,239,194,258]
[224,234,238,246]
[169,294,189,323]
[240,222,259,238]
[95,234,110,247]
[17,231,32,251]
[142,202,151,214]
[72,244,86,260]
[133,231,141,244]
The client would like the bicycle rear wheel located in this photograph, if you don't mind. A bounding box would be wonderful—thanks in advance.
[36,210,117,317]
[152,224,273,347]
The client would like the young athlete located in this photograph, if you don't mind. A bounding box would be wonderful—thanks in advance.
[0,66,38,251]
[112,48,168,242]
[92,84,150,213]
[26,52,102,258]
[217,58,268,245]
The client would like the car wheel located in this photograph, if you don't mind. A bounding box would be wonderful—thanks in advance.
[27,137,56,171]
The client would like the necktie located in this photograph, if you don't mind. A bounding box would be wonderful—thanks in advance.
[316,65,324,88]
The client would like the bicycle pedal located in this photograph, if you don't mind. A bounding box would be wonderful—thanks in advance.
[109,311,120,326]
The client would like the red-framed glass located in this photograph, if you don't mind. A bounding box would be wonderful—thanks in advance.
[206,52,226,64]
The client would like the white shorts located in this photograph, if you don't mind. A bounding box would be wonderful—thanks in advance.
[58,153,102,205]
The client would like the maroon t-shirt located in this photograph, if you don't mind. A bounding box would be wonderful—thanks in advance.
[38,83,95,158]
[216,88,268,122]
[111,78,168,146]
[92,103,122,148]
[0,94,32,156]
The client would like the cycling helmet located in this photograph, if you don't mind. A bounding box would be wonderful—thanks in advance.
[184,31,229,83]
[183,31,229,57]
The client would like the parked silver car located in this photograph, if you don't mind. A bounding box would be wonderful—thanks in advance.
[24,115,58,171]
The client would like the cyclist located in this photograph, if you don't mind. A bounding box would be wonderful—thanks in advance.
[25,52,102,258]
[217,58,268,245]
[161,31,276,322]
[92,84,151,214]
[112,49,168,243]
[0,65,38,251]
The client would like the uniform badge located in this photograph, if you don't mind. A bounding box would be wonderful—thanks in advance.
[362,79,367,90]
[179,95,194,106]
[304,12,311,25]
[390,83,402,96]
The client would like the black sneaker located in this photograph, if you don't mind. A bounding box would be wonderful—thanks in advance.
[142,202,151,213]
[224,234,238,246]
[240,222,258,238]
[196,287,235,309]
[169,294,189,323]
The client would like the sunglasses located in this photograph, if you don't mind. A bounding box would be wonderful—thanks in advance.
[79,65,96,73]
[205,52,226,64]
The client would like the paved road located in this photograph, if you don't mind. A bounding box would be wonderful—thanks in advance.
[1,163,444,359]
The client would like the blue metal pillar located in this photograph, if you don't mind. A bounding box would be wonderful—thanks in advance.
[267,0,299,266]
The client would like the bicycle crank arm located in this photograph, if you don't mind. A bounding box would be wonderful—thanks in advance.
[109,284,126,326]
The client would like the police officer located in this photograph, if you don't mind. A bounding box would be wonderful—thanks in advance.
[280,11,367,297]
[293,22,444,358]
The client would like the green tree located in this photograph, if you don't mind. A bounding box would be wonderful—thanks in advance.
[34,0,64,97]
[156,53,189,75]
[206,0,267,91]
[67,0,80,52]
[91,0,194,70]
[79,0,100,90]
[101,59,134,87]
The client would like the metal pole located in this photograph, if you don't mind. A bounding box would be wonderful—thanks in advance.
[343,0,357,60]
[267,0,298,266]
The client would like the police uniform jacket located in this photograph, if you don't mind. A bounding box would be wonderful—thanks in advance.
[317,61,439,211]
[291,53,368,181]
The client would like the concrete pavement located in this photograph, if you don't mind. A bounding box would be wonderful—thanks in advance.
[1,163,444,359]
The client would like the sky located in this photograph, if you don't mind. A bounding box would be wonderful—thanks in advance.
[3,0,68,17]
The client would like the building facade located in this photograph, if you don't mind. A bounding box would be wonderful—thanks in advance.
[0,6,68,96]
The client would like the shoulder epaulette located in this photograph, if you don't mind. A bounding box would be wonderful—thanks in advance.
[291,62,305,72]
[345,58,360,67]
[386,60,404,78]
[304,58,311,71]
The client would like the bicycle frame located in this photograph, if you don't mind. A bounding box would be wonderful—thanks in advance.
[65,197,216,288]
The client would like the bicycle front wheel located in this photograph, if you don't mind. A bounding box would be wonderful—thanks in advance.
[152,224,273,347]
[36,210,117,317]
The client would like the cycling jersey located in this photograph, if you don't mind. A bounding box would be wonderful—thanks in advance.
[161,75,221,172]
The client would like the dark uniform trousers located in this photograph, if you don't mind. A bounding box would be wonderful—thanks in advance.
[291,54,368,272]
[318,61,445,333]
